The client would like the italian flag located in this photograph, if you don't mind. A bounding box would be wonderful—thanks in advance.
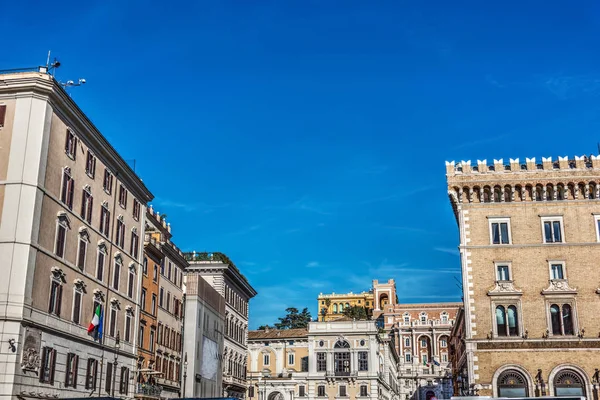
[87,304,103,339]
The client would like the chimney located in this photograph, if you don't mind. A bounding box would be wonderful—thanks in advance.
[265,327,270,333]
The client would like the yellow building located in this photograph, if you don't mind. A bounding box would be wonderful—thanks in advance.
[317,292,374,321]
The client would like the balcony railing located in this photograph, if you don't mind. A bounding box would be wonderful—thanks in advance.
[136,383,162,397]
[326,370,357,378]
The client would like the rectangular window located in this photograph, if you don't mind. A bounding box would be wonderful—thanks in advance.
[160,259,165,275]
[86,358,98,390]
[127,271,134,298]
[48,280,62,316]
[119,184,128,208]
[97,248,105,281]
[490,218,511,244]
[550,262,565,280]
[119,367,129,395]
[153,264,158,281]
[263,354,270,365]
[318,385,326,397]
[159,287,164,307]
[125,313,132,342]
[404,337,410,347]
[65,353,78,388]
[130,231,139,258]
[442,353,448,362]
[249,386,255,398]
[166,292,171,312]
[80,190,93,223]
[65,129,77,159]
[109,307,117,337]
[168,262,172,280]
[405,352,411,362]
[152,294,157,315]
[0,104,6,127]
[133,199,140,221]
[339,385,347,397]
[105,362,113,394]
[39,346,56,384]
[141,288,147,311]
[420,338,427,348]
[150,329,155,352]
[99,206,110,236]
[85,151,96,178]
[72,290,82,324]
[360,385,368,397]
[542,217,564,243]
[440,338,447,348]
[316,352,326,372]
[113,260,120,290]
[60,170,75,210]
[288,353,295,365]
[103,169,113,194]
[301,356,308,372]
[139,326,145,349]
[55,222,67,258]
[596,215,600,242]
[496,264,510,281]
[77,237,87,270]
[116,219,125,248]
[358,351,368,371]
[422,354,427,363]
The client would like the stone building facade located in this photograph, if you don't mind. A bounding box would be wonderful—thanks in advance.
[447,155,600,398]
[247,320,401,400]
[0,69,152,397]
[317,291,374,321]
[185,252,257,399]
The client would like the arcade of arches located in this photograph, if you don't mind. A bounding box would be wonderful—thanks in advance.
[496,367,589,398]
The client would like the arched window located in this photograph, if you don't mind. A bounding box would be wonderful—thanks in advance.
[554,369,586,397]
[483,187,491,203]
[504,186,512,202]
[557,184,565,200]
[497,369,529,397]
[562,304,574,335]
[339,303,344,312]
[550,304,561,334]
[345,302,350,309]
[333,304,338,314]
[496,306,507,337]
[550,304,575,336]
[334,340,351,376]
[493,187,502,202]
[507,306,519,336]
[546,184,555,201]
[536,185,543,201]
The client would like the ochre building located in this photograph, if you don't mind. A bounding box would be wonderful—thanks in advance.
[447,156,600,398]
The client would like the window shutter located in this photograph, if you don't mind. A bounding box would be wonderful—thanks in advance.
[39,348,47,383]
[73,355,79,388]
[65,130,70,153]
[50,349,57,385]
[68,179,74,209]
[73,137,77,160]
[88,196,93,222]
[0,104,6,127]
[56,284,63,317]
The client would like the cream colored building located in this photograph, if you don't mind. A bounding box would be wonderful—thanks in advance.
[247,320,401,400]
[0,68,152,397]
[447,156,600,398]
[317,292,374,321]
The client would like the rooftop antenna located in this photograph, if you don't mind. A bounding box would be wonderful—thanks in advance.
[45,51,61,77]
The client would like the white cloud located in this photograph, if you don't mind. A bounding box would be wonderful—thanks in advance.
[306,261,320,268]
[434,247,460,256]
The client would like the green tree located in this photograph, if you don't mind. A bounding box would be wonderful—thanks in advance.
[273,307,313,329]
[258,324,273,330]
[343,305,368,320]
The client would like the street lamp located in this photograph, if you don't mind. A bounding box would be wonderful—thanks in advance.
[262,370,271,400]
[112,331,120,398]
[183,352,188,397]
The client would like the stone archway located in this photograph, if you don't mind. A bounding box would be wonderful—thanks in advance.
[425,390,436,400]
[268,391,285,400]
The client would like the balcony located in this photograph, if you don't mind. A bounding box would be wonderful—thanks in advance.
[326,370,358,378]
[136,383,162,397]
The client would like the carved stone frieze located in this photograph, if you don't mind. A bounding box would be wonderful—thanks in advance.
[487,281,523,297]
[542,279,577,295]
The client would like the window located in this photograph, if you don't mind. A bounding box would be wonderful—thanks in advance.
[65,353,78,388]
[151,294,157,315]
[0,104,6,127]
[72,289,82,324]
[80,189,93,223]
[317,352,327,371]
[99,203,110,237]
[160,259,165,275]
[404,337,410,347]
[55,216,69,258]
[490,218,511,244]
[301,356,309,372]
[76,231,88,270]
[150,329,155,352]
[542,217,564,243]
[86,358,98,390]
[109,307,118,337]
[288,353,295,365]
[85,151,96,178]
[133,199,140,221]
[496,264,511,281]
[119,367,129,395]
[60,168,75,209]
[360,385,368,397]
[113,257,121,290]
[421,354,427,364]
[441,313,449,323]
[168,262,172,280]
[249,386,255,398]
[40,346,56,384]
[550,262,565,280]
[116,218,125,248]
[595,215,600,242]
[440,338,447,347]
[125,313,132,342]
[405,352,412,362]
[166,292,171,312]
[299,385,306,397]
[420,338,427,348]
[497,369,528,397]
[65,129,77,159]
[153,264,158,281]
[96,245,106,281]
[263,353,270,365]
[550,303,575,336]
[403,314,410,323]
[48,279,62,316]
[442,353,448,362]
[358,351,368,371]
[495,305,519,337]
[318,385,326,397]
[119,184,128,208]
[130,229,139,258]
[141,288,147,311]
[103,169,113,194]
[159,287,164,307]
[143,257,148,275]
[127,270,135,298]
[420,313,427,324]
[339,385,347,397]
[139,326,145,348]
[105,362,113,394]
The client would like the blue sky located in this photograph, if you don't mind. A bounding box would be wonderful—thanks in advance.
[4,1,600,328]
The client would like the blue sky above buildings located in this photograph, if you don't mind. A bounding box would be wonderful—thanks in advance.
[4,1,600,328]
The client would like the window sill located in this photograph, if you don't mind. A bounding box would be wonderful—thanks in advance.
[86,172,95,180]
[104,189,112,196]
[65,151,75,161]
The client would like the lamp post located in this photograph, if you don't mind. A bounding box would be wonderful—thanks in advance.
[112,331,120,398]
[262,371,270,400]
[183,352,188,397]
